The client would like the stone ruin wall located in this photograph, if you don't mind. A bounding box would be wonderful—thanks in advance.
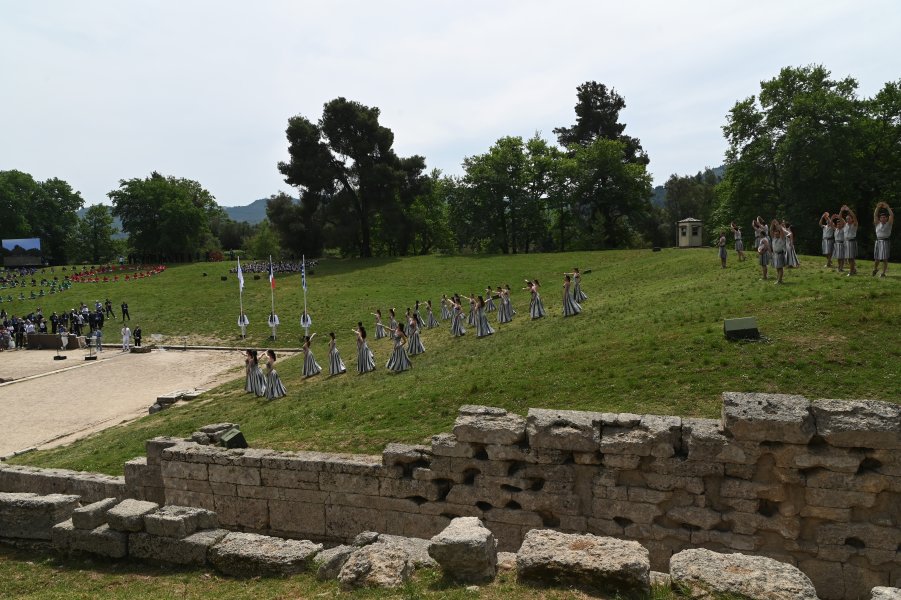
[2,392,900,599]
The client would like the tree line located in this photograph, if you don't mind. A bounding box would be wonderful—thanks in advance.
[3,66,897,264]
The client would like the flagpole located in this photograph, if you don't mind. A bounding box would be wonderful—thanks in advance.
[302,255,308,336]
[237,256,245,339]
[269,255,275,320]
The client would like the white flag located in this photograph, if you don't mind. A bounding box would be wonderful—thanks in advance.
[237,257,245,292]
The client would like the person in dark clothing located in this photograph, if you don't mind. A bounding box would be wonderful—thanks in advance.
[121,302,130,320]
[104,299,116,318]
[133,326,142,347]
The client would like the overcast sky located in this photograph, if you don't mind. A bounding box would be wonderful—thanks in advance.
[2,1,899,207]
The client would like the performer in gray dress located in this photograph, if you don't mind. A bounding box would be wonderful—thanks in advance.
[466,295,476,326]
[872,201,894,277]
[413,300,425,329]
[730,222,746,261]
[354,323,376,374]
[525,280,546,319]
[567,268,588,302]
[450,295,466,337]
[832,214,847,272]
[264,350,287,399]
[819,211,835,268]
[302,334,322,378]
[484,287,496,312]
[497,286,511,324]
[406,316,425,355]
[243,349,254,393]
[475,296,495,337]
[372,309,387,340]
[440,295,451,321]
[386,323,412,372]
[562,275,582,316]
[328,332,346,375]
[249,350,267,397]
[426,300,439,328]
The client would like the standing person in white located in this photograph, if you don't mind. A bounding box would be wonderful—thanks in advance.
[121,325,131,352]
[873,201,894,277]
[238,312,249,339]
[267,312,279,340]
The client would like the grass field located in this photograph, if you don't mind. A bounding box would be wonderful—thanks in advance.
[8,248,899,476]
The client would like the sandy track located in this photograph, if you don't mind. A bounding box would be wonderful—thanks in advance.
[0,348,246,457]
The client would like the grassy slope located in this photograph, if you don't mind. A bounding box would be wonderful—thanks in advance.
[8,249,900,475]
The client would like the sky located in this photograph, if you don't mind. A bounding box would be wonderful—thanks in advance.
[2,1,899,207]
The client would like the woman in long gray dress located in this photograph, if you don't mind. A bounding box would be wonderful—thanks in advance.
[386,323,412,373]
[440,295,451,320]
[450,295,466,337]
[264,349,287,399]
[406,315,425,355]
[354,323,376,374]
[562,275,582,317]
[302,334,322,378]
[249,350,267,397]
[328,332,346,376]
[475,296,495,338]
[372,309,387,340]
[426,300,439,328]
[525,279,546,319]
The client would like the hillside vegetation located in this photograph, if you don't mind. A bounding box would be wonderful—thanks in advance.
[9,249,900,475]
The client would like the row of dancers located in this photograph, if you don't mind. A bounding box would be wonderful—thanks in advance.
[716,218,799,284]
[242,269,591,396]
[820,202,894,277]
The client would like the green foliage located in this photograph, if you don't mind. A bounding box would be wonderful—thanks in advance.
[70,204,118,263]
[0,170,84,263]
[716,65,901,256]
[661,169,722,244]
[108,172,218,261]
[246,221,280,260]
[11,249,899,476]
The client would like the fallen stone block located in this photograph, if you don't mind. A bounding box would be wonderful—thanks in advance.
[72,498,118,530]
[315,544,354,580]
[338,541,414,589]
[0,492,80,540]
[669,548,818,600]
[106,499,159,532]
[377,534,436,568]
[812,399,901,449]
[428,516,497,583]
[129,529,227,566]
[52,520,128,558]
[143,505,217,539]
[872,588,901,600]
[453,406,526,445]
[516,529,650,597]
[526,408,603,452]
[209,532,322,577]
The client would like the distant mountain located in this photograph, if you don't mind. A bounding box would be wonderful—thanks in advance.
[223,198,270,224]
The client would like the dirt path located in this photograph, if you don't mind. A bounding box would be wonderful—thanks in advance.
[0,348,248,457]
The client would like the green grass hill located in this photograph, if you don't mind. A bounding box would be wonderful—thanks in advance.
[8,248,900,475]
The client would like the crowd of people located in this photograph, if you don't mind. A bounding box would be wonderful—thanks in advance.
[0,298,139,352]
[239,268,590,399]
[228,259,316,275]
[717,202,894,283]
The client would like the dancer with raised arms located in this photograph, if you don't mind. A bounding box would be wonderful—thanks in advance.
[840,205,858,276]
[562,274,582,316]
[328,332,346,376]
[524,279,546,319]
[264,350,287,399]
[386,322,412,373]
[440,294,451,321]
[450,295,466,337]
[770,219,792,284]
[730,222,746,261]
[302,334,322,378]
[406,313,425,355]
[249,349,267,397]
[426,300,439,329]
[819,211,835,268]
[873,201,894,277]
[372,309,387,340]
[475,295,495,338]
[353,323,376,374]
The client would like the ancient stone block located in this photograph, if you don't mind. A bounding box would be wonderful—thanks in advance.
[812,399,901,449]
[160,461,208,481]
[0,492,80,540]
[325,505,385,540]
[680,418,727,462]
[106,499,159,532]
[145,436,185,465]
[128,528,227,565]
[207,464,260,486]
[430,433,478,458]
[592,499,662,524]
[721,392,815,444]
[315,544,354,580]
[208,532,322,577]
[382,442,432,466]
[526,408,603,452]
[667,506,723,530]
[213,496,268,530]
[338,541,414,589]
[53,521,128,558]
[319,472,379,496]
[453,407,526,445]
[516,529,650,596]
[260,467,319,488]
[805,488,876,509]
[72,497,118,530]
[798,559,846,600]
[143,505,217,538]
[871,588,901,600]
[670,548,818,600]
[268,500,325,537]
[428,517,497,583]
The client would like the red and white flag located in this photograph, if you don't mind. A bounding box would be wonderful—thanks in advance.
[269,256,275,290]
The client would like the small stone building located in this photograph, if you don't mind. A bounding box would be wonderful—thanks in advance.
[677,218,703,248]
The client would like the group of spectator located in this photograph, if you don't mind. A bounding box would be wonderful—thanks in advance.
[228,259,316,274]
[0,298,134,351]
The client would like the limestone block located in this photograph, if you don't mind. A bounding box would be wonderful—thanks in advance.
[643,473,705,495]
[145,436,184,465]
[0,492,80,540]
[721,392,815,444]
[207,464,260,486]
[790,446,862,473]
[160,460,208,481]
[816,523,901,551]
[843,563,891,600]
[128,528,227,565]
[213,496,268,530]
[805,469,891,494]
[53,521,129,558]
[315,544,354,580]
[805,487,877,509]
[269,499,325,537]
[592,499,662,524]
[812,399,901,449]
[680,418,727,462]
[338,541,414,589]
[325,505,385,540]
[453,407,526,445]
[603,454,642,469]
[872,587,901,600]
[385,512,450,540]
[124,457,163,489]
[667,506,723,530]
[428,517,497,583]
[72,497,118,530]
[670,548,818,600]
[143,505,217,538]
[165,489,215,511]
[382,443,432,467]
[690,530,759,551]
[728,511,800,539]
[319,472,379,496]
[798,559,846,600]
[429,433,478,458]
[106,499,159,532]
[379,477,449,501]
[209,532,322,577]
[516,529,650,596]
[377,534,437,568]
[526,408,604,452]
[259,467,319,488]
